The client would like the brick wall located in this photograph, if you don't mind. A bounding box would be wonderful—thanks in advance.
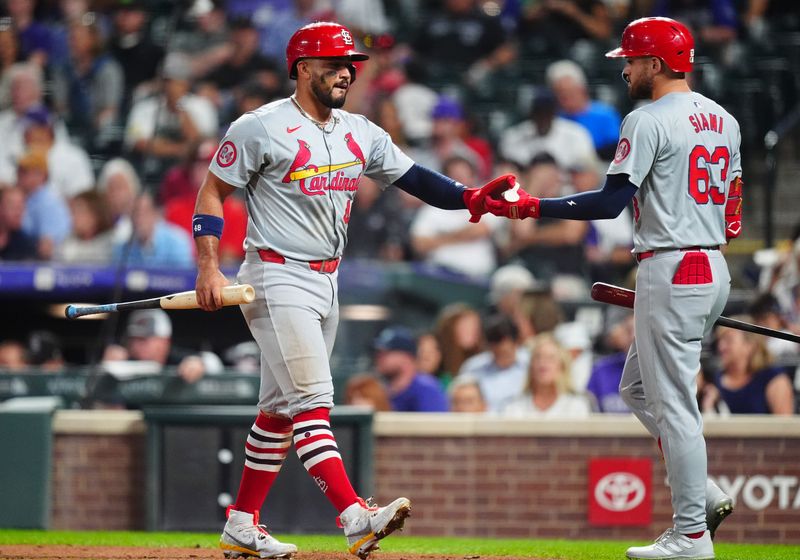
[373,417,800,543]
[50,412,146,530]
[47,411,800,541]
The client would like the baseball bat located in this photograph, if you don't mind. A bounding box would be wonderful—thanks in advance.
[64,284,256,320]
[591,282,800,345]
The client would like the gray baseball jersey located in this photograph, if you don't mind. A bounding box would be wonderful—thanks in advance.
[610,92,740,534]
[607,92,741,252]
[210,98,414,260]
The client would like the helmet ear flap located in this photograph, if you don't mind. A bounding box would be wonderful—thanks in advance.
[348,63,357,83]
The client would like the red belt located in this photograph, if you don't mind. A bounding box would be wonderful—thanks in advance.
[635,246,720,263]
[257,248,341,273]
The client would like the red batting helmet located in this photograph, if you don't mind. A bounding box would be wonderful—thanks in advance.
[286,22,369,81]
[605,17,695,73]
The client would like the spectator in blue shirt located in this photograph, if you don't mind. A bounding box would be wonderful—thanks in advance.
[17,148,71,259]
[374,326,449,413]
[458,313,530,412]
[112,191,193,268]
[545,60,621,160]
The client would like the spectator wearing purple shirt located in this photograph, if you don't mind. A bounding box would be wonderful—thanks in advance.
[587,310,634,413]
[374,326,449,413]
[5,0,55,66]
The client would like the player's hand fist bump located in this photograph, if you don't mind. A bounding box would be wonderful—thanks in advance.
[462,174,517,223]
[485,187,541,220]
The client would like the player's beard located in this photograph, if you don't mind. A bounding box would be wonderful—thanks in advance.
[629,72,655,100]
[311,75,347,109]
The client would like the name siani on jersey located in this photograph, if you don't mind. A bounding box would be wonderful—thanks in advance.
[688,112,724,134]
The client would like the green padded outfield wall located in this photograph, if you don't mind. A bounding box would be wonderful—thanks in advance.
[0,410,53,528]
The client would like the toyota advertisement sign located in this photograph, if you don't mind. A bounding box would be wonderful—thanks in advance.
[588,457,652,526]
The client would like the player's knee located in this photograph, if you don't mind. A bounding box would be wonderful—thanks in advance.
[256,406,292,421]
[290,389,334,416]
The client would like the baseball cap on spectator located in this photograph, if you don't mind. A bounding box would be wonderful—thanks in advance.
[489,264,544,304]
[126,309,172,338]
[162,52,193,81]
[530,89,557,116]
[431,96,464,120]
[17,149,48,172]
[224,341,260,373]
[22,106,54,129]
[374,326,417,355]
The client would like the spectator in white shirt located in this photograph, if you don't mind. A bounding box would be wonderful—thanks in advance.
[410,155,501,278]
[499,89,597,171]
[503,333,593,417]
[0,107,94,199]
[124,51,217,184]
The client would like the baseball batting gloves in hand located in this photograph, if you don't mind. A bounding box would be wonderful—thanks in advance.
[462,174,517,223]
[484,187,541,220]
[725,176,743,240]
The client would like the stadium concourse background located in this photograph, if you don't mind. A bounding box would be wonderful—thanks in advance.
[1,0,800,548]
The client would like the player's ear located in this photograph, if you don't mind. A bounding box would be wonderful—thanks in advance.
[650,57,661,73]
[296,59,312,79]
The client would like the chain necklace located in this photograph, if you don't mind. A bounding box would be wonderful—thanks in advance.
[290,95,339,133]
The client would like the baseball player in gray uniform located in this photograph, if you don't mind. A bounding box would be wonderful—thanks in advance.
[484,17,743,560]
[192,21,513,560]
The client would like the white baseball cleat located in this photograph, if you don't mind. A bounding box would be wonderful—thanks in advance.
[626,529,714,559]
[220,508,297,559]
[338,497,411,559]
[705,479,734,540]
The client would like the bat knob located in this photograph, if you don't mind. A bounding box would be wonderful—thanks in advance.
[65,305,77,320]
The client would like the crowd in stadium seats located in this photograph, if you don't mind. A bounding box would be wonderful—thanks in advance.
[0,0,799,414]
[344,263,799,415]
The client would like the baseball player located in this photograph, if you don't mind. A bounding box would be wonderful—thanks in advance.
[484,17,743,560]
[192,22,512,560]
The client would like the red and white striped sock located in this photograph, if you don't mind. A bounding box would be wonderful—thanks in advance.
[293,408,358,513]
[233,411,292,514]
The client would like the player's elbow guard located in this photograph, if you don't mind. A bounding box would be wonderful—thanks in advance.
[725,177,743,240]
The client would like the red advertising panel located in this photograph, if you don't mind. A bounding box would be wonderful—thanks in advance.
[588,457,652,526]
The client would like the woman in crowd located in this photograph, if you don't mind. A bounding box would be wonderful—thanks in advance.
[59,190,114,263]
[503,333,592,417]
[434,303,483,388]
[700,318,795,415]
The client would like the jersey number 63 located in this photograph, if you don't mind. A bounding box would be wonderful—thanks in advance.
[688,145,730,205]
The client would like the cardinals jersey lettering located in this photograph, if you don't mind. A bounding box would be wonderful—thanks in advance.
[607,92,742,252]
[210,98,414,260]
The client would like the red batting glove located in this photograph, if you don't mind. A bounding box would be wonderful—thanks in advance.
[484,188,541,219]
[462,174,517,223]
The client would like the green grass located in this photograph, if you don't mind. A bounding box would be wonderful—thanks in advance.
[0,529,798,560]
